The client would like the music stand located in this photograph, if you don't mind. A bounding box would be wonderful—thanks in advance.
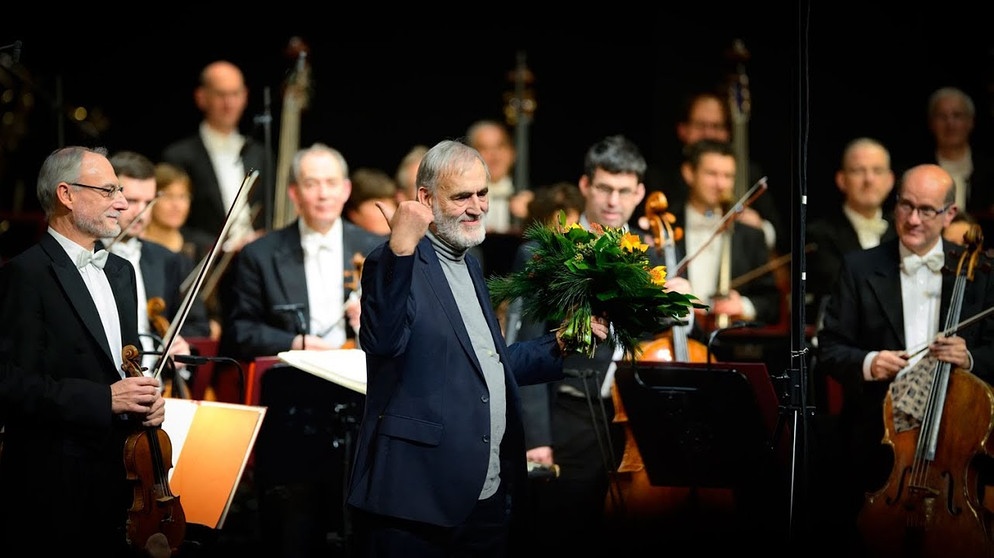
[613,360,781,489]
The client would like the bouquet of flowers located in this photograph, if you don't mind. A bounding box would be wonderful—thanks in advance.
[488,212,706,361]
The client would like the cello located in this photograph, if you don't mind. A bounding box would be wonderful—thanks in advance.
[857,223,994,557]
[605,191,731,521]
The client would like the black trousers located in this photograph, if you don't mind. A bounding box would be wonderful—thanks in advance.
[253,366,362,558]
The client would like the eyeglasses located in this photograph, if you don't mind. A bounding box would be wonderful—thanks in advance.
[592,184,637,199]
[894,197,951,220]
[67,182,125,198]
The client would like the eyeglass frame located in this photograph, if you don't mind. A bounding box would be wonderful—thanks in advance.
[66,182,125,198]
[590,183,638,200]
[893,196,952,220]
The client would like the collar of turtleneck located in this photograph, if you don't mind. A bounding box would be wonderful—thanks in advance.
[427,229,467,263]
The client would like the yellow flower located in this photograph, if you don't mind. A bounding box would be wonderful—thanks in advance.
[620,233,648,253]
[649,266,667,286]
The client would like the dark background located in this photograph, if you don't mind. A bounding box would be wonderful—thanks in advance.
[3,3,993,259]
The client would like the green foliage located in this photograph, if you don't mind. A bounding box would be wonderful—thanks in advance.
[489,212,706,360]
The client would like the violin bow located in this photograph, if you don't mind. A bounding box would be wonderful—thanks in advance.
[673,176,768,276]
[103,192,161,251]
[151,170,260,383]
[905,304,994,360]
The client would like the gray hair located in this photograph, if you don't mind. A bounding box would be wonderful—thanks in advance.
[290,143,349,185]
[37,146,108,218]
[416,140,490,195]
[927,86,975,119]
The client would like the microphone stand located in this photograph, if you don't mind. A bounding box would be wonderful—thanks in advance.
[775,0,815,546]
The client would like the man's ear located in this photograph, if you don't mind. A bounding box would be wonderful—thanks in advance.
[680,162,693,187]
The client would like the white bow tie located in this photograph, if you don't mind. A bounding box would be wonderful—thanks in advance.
[855,217,889,238]
[902,252,944,274]
[77,249,109,269]
[302,235,334,256]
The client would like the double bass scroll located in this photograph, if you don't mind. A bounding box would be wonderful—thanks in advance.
[271,37,312,231]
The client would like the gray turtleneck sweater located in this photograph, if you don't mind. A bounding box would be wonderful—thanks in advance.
[427,230,507,500]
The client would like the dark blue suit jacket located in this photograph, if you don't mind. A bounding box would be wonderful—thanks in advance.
[348,235,565,527]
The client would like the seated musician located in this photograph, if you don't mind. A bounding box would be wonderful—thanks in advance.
[669,139,781,342]
[816,164,994,554]
[220,143,384,557]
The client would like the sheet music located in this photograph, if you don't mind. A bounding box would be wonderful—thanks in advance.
[277,349,367,394]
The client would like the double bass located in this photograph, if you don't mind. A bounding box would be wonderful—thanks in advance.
[857,224,994,557]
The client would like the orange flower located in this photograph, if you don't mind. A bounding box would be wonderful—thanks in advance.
[649,265,667,286]
[620,233,648,253]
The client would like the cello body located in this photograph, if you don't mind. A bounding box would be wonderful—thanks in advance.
[859,223,994,557]
[604,190,732,520]
[605,334,733,521]
[857,367,994,558]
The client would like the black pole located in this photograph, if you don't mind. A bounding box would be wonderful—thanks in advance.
[782,0,814,544]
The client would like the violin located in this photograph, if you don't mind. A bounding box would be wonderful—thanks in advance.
[121,344,186,555]
[341,252,365,350]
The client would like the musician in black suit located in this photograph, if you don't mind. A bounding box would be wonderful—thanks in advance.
[641,90,785,254]
[106,151,210,394]
[817,164,994,553]
[918,86,994,218]
[221,143,384,558]
[0,146,166,557]
[160,59,272,246]
[510,136,695,555]
[807,137,898,327]
[669,139,781,340]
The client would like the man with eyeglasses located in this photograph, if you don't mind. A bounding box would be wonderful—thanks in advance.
[0,146,167,557]
[816,163,994,554]
[515,134,696,555]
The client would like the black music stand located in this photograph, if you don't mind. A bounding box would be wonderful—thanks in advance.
[613,360,781,489]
